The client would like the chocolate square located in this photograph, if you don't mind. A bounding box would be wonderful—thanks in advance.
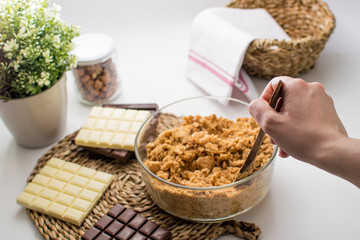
[139,221,157,236]
[151,227,172,240]
[82,227,101,240]
[115,226,135,240]
[95,232,111,240]
[95,215,113,230]
[128,215,147,230]
[117,208,136,224]
[131,232,147,240]
[108,204,125,218]
[105,220,124,236]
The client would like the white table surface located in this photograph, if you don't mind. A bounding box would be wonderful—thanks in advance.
[1,0,359,239]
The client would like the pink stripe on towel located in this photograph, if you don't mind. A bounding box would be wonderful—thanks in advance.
[188,54,234,87]
[238,71,249,93]
[189,49,236,80]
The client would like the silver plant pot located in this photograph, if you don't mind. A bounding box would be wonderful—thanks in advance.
[0,74,68,148]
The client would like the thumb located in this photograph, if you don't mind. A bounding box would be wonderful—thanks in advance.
[248,99,278,131]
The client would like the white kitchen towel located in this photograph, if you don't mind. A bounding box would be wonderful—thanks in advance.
[187,7,291,103]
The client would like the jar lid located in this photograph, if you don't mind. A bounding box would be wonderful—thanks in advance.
[72,33,115,65]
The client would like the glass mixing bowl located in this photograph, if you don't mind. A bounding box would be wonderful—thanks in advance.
[135,96,277,222]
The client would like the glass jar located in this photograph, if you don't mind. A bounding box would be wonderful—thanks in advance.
[72,33,121,105]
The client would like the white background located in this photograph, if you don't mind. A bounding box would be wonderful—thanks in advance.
[1,0,360,239]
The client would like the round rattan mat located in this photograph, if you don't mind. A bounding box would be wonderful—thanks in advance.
[25,132,261,240]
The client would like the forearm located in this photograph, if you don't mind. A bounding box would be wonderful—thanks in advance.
[315,136,360,188]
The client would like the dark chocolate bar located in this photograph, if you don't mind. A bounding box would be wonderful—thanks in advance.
[86,147,134,163]
[81,204,171,240]
[102,103,159,112]
[84,103,158,162]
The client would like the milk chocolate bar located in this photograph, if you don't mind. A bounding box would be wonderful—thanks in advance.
[16,158,114,226]
[82,104,158,162]
[81,203,171,240]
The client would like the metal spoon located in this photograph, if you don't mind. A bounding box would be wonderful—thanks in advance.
[234,80,283,181]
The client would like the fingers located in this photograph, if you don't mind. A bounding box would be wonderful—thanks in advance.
[261,76,306,102]
[254,76,307,160]
[249,98,278,133]
[250,97,288,159]
[270,137,289,158]
[260,76,290,102]
[279,149,289,158]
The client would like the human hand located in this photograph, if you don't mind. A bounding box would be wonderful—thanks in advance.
[249,77,347,163]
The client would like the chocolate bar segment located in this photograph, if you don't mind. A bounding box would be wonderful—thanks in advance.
[86,147,133,163]
[95,215,113,230]
[139,221,157,236]
[129,215,147,229]
[105,221,124,236]
[152,227,172,240]
[102,103,158,112]
[118,208,136,224]
[82,228,101,240]
[131,232,147,240]
[96,233,112,240]
[83,103,158,163]
[116,226,135,240]
[108,203,125,217]
[81,203,171,240]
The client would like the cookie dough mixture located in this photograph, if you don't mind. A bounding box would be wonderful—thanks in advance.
[140,113,275,220]
[145,114,273,186]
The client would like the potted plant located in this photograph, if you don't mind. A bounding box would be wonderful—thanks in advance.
[0,0,80,148]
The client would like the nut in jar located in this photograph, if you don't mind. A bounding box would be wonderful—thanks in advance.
[72,33,121,104]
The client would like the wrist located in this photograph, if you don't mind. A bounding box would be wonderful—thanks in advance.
[316,135,360,187]
[315,134,347,168]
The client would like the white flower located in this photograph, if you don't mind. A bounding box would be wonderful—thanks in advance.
[10,55,23,71]
[17,26,30,38]
[68,41,75,51]
[10,62,19,71]
[3,39,18,52]
[27,75,35,85]
[21,47,32,58]
[38,71,51,87]
[20,19,27,28]
[41,71,50,78]
[37,79,44,87]
[18,27,26,37]
[54,4,61,12]
[42,49,52,63]
[53,35,60,44]
[5,52,13,59]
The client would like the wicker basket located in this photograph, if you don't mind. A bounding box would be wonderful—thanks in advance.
[227,0,335,79]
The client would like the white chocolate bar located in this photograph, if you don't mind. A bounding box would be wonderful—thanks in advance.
[16,157,113,226]
[75,107,151,151]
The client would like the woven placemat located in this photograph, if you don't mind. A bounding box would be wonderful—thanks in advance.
[25,131,261,240]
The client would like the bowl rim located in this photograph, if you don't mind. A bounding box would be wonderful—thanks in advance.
[134,95,278,191]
